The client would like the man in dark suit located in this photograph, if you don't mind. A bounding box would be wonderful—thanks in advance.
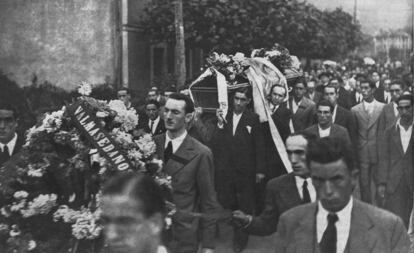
[329,77,352,110]
[372,71,386,103]
[212,87,265,252]
[154,93,220,253]
[287,78,316,132]
[138,100,166,136]
[305,79,322,103]
[351,78,385,203]
[377,95,414,228]
[323,85,357,147]
[0,103,24,166]
[265,84,292,178]
[274,137,410,253]
[303,100,352,150]
[378,81,404,133]
[232,133,316,236]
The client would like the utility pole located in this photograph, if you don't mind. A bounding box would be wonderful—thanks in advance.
[174,0,186,89]
[353,0,357,24]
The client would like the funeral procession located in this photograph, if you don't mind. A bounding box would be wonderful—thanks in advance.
[0,0,413,253]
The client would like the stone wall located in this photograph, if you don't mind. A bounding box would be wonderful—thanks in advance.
[0,0,117,90]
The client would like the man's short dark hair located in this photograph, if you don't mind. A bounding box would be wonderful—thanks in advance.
[329,76,343,84]
[317,99,334,113]
[360,78,376,89]
[390,80,404,88]
[145,99,160,109]
[117,87,130,94]
[293,77,307,88]
[233,87,252,100]
[167,93,195,114]
[103,173,166,217]
[307,137,354,172]
[148,86,160,95]
[269,84,287,97]
[397,94,413,105]
[164,86,176,93]
[0,102,18,118]
[323,84,338,94]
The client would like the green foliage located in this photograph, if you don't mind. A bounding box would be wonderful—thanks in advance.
[140,0,363,59]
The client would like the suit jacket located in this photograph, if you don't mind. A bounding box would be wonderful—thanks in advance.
[351,100,385,163]
[374,85,386,103]
[274,199,410,253]
[305,91,323,103]
[377,102,398,133]
[246,173,302,236]
[350,90,363,108]
[334,106,357,148]
[287,97,316,132]
[212,110,265,176]
[141,117,166,136]
[303,124,352,150]
[377,124,413,225]
[337,87,353,110]
[154,134,220,251]
[0,135,24,166]
[262,107,292,178]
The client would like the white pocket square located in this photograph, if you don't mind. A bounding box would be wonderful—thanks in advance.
[246,126,252,134]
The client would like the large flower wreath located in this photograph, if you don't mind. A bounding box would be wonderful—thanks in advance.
[0,83,171,253]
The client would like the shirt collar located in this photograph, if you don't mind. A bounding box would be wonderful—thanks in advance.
[166,130,187,144]
[0,133,17,154]
[151,116,160,124]
[318,196,353,219]
[396,119,413,131]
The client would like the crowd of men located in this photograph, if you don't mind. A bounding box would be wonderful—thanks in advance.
[1,61,413,253]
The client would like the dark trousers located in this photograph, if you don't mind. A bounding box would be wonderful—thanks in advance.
[216,170,255,247]
[384,180,413,228]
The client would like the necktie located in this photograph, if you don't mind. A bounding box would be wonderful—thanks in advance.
[164,141,173,163]
[302,180,311,203]
[150,120,154,134]
[320,213,338,253]
[3,145,10,159]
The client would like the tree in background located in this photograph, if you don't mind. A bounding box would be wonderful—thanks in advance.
[140,0,363,63]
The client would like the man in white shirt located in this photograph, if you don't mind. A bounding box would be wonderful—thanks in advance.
[377,94,414,228]
[232,133,316,236]
[274,137,409,253]
[0,103,22,166]
[153,93,220,253]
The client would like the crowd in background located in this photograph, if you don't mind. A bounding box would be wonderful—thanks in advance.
[1,59,413,253]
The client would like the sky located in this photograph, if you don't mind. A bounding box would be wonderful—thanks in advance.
[303,0,412,34]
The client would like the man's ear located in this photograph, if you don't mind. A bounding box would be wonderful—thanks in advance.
[147,213,163,235]
[350,169,359,189]
[184,112,194,124]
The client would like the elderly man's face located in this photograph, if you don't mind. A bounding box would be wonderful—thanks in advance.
[102,195,162,253]
[398,99,413,124]
[0,109,17,144]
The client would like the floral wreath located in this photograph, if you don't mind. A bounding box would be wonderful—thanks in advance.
[0,82,172,253]
[206,52,250,85]
[251,43,293,74]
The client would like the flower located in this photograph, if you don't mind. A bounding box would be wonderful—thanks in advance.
[13,191,29,200]
[135,134,156,158]
[232,52,245,62]
[71,209,103,240]
[20,194,57,217]
[78,82,92,96]
[9,225,21,237]
[28,240,37,251]
[108,100,139,132]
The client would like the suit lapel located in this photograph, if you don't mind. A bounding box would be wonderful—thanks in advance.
[280,174,302,207]
[391,126,404,156]
[164,135,197,177]
[356,104,369,127]
[367,101,382,129]
[294,204,318,253]
[348,200,377,253]
[234,111,248,137]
